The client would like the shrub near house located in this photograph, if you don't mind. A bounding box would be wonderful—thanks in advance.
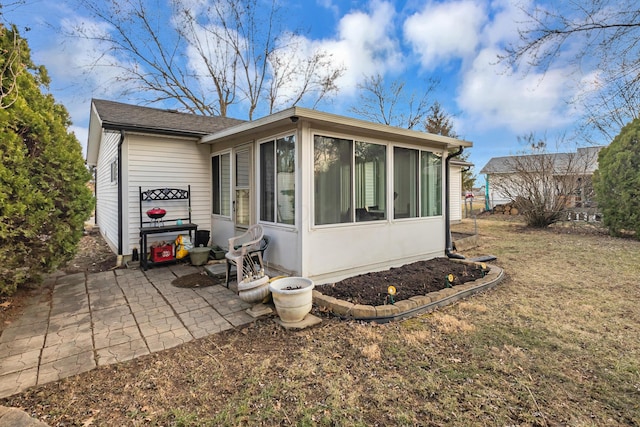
[594,118,640,238]
[0,25,93,295]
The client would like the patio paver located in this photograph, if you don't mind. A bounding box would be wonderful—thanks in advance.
[0,263,256,399]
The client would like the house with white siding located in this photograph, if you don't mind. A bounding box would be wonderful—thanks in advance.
[480,147,602,210]
[449,159,473,222]
[87,99,472,284]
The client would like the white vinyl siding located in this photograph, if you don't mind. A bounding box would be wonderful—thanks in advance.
[126,134,211,254]
[94,130,121,254]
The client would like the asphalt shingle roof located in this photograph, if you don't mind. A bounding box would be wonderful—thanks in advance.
[480,147,603,175]
[92,99,245,135]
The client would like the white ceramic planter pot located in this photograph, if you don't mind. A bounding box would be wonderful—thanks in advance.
[269,277,314,323]
[237,275,270,304]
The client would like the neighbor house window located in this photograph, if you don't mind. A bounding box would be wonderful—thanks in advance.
[260,135,295,225]
[393,147,442,219]
[212,152,231,216]
[314,135,387,225]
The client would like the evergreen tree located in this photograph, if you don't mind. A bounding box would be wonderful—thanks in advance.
[594,118,640,238]
[424,102,458,138]
[0,24,93,295]
[424,102,475,191]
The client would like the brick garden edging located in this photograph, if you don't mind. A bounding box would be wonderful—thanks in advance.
[313,261,504,323]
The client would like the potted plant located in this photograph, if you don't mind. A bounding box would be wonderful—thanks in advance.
[269,277,314,323]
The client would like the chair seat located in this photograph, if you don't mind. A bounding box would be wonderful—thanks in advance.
[225,252,240,262]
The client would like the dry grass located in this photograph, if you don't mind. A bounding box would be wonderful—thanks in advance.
[2,218,640,426]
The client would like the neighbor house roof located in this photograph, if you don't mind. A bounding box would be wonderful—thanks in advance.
[480,147,604,175]
[87,99,245,165]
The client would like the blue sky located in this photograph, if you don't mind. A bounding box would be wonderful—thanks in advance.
[4,0,605,177]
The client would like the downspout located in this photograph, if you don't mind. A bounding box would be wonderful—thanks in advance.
[445,145,465,259]
[117,130,125,259]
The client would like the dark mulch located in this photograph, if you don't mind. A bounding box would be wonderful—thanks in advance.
[171,272,220,288]
[317,257,488,306]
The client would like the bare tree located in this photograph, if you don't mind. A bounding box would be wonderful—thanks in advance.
[0,0,31,110]
[501,1,640,140]
[266,38,344,115]
[0,0,27,20]
[0,24,23,109]
[349,73,439,129]
[488,134,600,227]
[72,0,344,119]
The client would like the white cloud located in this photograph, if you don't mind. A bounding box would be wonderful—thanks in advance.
[318,0,403,94]
[457,47,576,133]
[30,13,140,154]
[403,0,486,69]
[480,0,530,47]
[40,17,134,100]
[316,0,340,17]
[450,0,581,135]
[175,0,403,112]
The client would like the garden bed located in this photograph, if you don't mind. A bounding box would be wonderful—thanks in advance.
[314,258,503,322]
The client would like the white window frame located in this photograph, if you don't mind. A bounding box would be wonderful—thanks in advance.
[312,132,388,226]
[258,133,296,227]
[211,151,232,217]
[392,145,443,220]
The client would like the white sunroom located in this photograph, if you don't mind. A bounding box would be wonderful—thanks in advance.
[202,107,472,285]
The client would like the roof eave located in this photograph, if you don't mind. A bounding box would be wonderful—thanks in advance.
[200,106,473,150]
[86,101,102,166]
[100,121,207,138]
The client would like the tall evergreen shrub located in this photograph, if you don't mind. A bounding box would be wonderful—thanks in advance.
[593,118,640,238]
[0,25,93,295]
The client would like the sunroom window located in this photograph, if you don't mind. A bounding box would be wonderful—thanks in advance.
[314,135,387,225]
[355,141,386,221]
[393,147,442,219]
[393,147,419,219]
[260,135,295,225]
[421,151,442,216]
[211,152,231,216]
[314,136,351,225]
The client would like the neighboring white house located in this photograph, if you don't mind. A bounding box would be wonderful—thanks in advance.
[480,147,603,210]
[449,159,473,222]
[87,99,472,284]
